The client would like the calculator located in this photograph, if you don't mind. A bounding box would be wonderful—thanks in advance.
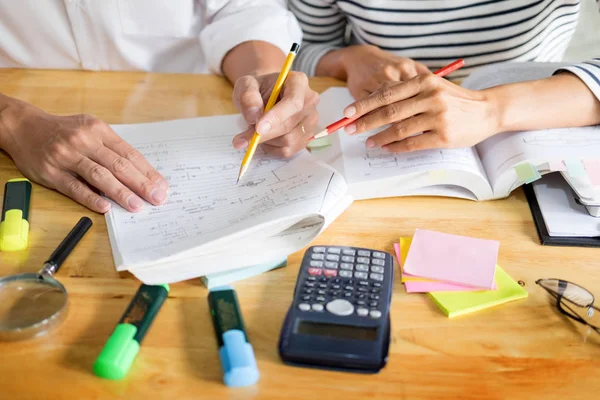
[278,245,394,373]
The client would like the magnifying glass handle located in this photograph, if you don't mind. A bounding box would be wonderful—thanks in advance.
[41,216,93,276]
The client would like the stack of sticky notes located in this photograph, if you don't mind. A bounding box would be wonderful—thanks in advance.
[395,229,528,318]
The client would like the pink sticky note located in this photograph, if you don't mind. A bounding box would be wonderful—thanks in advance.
[548,161,567,172]
[584,160,600,186]
[403,230,499,290]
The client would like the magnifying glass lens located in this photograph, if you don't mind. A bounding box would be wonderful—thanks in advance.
[0,279,66,331]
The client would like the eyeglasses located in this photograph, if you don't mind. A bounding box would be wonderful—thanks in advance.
[536,278,600,334]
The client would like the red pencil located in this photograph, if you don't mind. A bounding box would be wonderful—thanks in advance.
[310,58,465,140]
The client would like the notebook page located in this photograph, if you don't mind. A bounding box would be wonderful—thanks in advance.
[106,115,346,269]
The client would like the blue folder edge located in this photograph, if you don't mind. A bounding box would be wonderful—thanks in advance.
[201,258,288,289]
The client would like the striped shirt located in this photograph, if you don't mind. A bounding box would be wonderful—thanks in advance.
[290,0,600,100]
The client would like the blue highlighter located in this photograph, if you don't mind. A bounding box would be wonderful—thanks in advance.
[208,286,259,387]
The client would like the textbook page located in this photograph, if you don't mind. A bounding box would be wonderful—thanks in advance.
[105,115,349,273]
[315,88,491,200]
[465,62,600,196]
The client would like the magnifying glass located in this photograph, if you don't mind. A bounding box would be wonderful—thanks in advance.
[0,216,93,341]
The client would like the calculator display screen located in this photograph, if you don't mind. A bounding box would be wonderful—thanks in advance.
[296,321,377,341]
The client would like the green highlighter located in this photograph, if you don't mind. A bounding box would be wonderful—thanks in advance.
[93,284,169,380]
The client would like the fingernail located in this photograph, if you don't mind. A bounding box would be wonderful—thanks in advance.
[127,195,144,210]
[150,188,168,204]
[246,107,261,124]
[233,137,249,149]
[344,106,357,118]
[257,120,272,135]
[366,139,375,148]
[157,180,169,190]
[345,124,357,134]
[96,198,111,212]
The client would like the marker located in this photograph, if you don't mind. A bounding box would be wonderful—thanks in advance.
[208,286,259,387]
[93,284,169,380]
[0,178,32,252]
[310,58,465,141]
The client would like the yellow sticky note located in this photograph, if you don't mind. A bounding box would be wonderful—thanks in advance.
[399,237,435,283]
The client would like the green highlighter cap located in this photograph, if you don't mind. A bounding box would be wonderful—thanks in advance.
[93,324,140,380]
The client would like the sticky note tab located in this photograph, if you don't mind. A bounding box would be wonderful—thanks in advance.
[403,229,499,289]
[583,160,600,186]
[514,162,541,184]
[428,266,528,318]
[307,136,332,149]
[428,169,447,183]
[548,161,567,172]
[564,159,587,178]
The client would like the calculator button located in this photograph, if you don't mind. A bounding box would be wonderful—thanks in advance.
[341,256,355,263]
[355,264,369,272]
[325,262,338,269]
[308,268,322,276]
[328,247,341,254]
[354,272,368,280]
[373,282,382,288]
[312,304,324,312]
[356,257,370,264]
[305,282,315,288]
[373,251,386,259]
[333,278,341,284]
[369,273,384,281]
[342,249,356,256]
[318,284,327,289]
[357,300,366,306]
[358,250,371,257]
[311,253,325,260]
[372,258,385,266]
[370,294,380,300]
[357,294,366,299]
[307,276,316,281]
[316,296,326,302]
[302,295,311,301]
[343,292,353,298]
[340,263,353,270]
[326,254,340,262]
[371,288,380,293]
[339,270,352,278]
[310,261,324,268]
[357,307,369,317]
[313,247,326,253]
[369,310,382,319]
[326,299,354,316]
[304,288,314,294]
[332,291,340,297]
[317,290,326,295]
[324,269,337,277]
[298,303,310,311]
[332,284,341,290]
[369,301,378,308]
[344,286,354,291]
[358,281,369,286]
[320,277,328,282]
[358,287,368,293]
[371,266,384,274]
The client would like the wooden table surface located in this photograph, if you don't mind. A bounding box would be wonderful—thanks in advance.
[0,69,599,400]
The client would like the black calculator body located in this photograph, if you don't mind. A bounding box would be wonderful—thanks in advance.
[278,245,394,373]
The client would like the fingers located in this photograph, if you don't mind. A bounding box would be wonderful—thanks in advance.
[101,128,168,191]
[233,75,264,124]
[91,146,168,206]
[382,132,440,153]
[74,156,145,213]
[346,96,425,135]
[53,170,112,214]
[255,72,314,141]
[365,114,431,148]
[261,112,318,158]
[232,126,255,150]
[344,74,437,120]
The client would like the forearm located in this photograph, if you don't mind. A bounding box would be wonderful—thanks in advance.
[222,41,286,83]
[487,72,600,133]
[315,47,348,80]
[0,93,24,151]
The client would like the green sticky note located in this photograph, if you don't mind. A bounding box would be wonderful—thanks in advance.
[428,266,528,318]
[307,136,332,149]
[514,162,541,184]
[564,159,587,178]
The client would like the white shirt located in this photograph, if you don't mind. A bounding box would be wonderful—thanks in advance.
[0,0,302,74]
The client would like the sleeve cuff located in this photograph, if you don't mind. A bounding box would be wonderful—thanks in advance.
[294,43,343,77]
[199,7,302,75]
[555,60,600,102]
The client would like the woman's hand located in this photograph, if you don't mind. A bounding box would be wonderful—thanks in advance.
[342,74,500,152]
[318,45,430,100]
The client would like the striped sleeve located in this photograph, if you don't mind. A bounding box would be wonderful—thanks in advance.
[289,0,347,76]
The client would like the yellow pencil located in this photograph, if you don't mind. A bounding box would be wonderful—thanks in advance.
[236,43,300,184]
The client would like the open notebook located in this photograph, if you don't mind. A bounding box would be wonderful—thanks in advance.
[105,115,352,284]
[312,62,600,201]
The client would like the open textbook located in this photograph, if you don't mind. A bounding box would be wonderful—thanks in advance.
[105,115,352,284]
[313,62,600,201]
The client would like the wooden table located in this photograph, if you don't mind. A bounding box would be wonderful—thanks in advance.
[0,70,599,400]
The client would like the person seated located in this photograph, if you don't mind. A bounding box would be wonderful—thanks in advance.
[285,0,600,153]
[0,1,318,213]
